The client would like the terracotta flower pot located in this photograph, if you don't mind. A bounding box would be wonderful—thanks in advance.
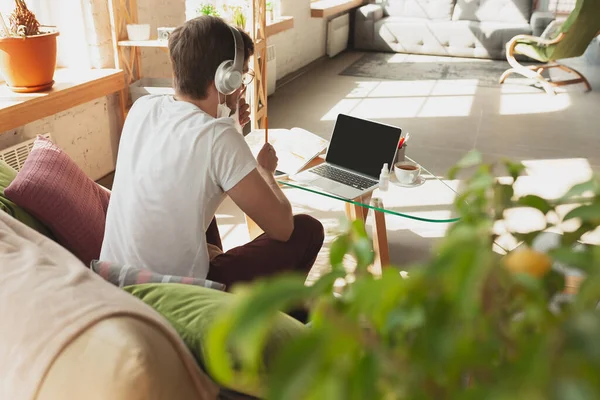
[0,30,59,93]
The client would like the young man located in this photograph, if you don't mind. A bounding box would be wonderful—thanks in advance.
[100,16,324,291]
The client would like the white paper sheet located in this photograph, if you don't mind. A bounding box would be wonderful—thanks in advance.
[245,128,328,175]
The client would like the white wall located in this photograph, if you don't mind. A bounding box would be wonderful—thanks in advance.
[268,0,328,80]
[138,0,185,78]
[0,95,121,181]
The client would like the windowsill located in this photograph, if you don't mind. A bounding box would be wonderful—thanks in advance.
[311,0,364,18]
[266,16,294,37]
[0,69,125,134]
[118,39,168,48]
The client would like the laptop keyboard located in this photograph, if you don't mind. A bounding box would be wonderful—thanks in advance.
[312,165,377,190]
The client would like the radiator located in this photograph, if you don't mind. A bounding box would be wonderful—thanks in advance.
[0,134,52,171]
[326,13,350,58]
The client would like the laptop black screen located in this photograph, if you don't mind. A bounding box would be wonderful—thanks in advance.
[325,114,402,179]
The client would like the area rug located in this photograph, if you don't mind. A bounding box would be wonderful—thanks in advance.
[340,52,534,87]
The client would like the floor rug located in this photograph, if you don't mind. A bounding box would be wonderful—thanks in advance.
[340,52,534,87]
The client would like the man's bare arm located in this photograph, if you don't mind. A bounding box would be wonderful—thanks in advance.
[227,168,294,242]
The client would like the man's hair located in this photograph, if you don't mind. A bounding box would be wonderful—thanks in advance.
[168,16,254,99]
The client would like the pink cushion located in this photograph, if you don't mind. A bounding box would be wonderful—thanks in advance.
[4,136,110,265]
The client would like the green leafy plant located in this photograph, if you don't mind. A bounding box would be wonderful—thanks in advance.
[231,6,247,30]
[219,2,249,31]
[197,3,221,17]
[266,1,275,21]
[206,151,600,399]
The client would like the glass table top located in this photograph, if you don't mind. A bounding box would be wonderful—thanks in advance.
[276,157,461,224]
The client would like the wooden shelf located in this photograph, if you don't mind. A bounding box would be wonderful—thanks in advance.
[117,18,295,49]
[311,0,364,18]
[118,39,168,48]
[0,69,125,134]
[266,16,294,37]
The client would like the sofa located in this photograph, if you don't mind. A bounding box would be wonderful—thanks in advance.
[0,209,221,400]
[354,0,555,60]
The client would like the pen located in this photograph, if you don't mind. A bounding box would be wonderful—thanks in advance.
[398,137,405,148]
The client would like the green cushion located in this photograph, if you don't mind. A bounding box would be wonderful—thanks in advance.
[124,283,307,397]
[514,41,551,62]
[0,161,54,239]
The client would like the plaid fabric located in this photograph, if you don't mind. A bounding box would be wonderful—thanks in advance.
[90,260,226,291]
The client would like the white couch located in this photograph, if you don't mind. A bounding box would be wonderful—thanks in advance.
[354,0,555,59]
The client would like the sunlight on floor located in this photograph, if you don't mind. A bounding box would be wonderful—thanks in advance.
[419,96,475,117]
[348,80,480,98]
[340,79,482,118]
[400,225,451,239]
[321,99,363,120]
[498,158,594,200]
[321,94,474,120]
[340,97,428,119]
[218,223,251,251]
[384,213,454,239]
[492,157,598,248]
[428,80,480,95]
[499,92,572,115]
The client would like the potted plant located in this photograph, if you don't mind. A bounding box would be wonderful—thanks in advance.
[197,3,221,17]
[205,152,600,399]
[231,6,247,31]
[266,1,274,22]
[220,2,249,32]
[0,0,59,93]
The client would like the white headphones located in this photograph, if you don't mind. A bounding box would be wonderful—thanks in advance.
[215,26,245,95]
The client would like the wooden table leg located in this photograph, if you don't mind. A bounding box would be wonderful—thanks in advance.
[371,198,390,276]
[344,194,372,223]
[343,194,389,275]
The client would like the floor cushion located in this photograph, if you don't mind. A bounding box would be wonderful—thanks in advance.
[4,136,111,265]
[0,160,54,239]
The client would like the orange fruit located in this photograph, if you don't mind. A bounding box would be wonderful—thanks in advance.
[503,248,552,278]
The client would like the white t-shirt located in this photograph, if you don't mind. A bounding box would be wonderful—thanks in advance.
[100,95,257,279]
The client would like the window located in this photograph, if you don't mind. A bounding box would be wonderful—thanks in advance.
[548,0,577,14]
[0,0,94,68]
[201,0,282,29]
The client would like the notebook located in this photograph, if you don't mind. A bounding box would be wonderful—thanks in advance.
[245,128,328,176]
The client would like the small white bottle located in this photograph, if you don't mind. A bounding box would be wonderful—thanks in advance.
[379,163,390,191]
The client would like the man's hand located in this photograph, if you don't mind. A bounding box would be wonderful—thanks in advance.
[238,96,251,127]
[226,87,251,127]
[257,143,278,174]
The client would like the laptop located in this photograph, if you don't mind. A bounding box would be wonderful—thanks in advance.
[290,114,402,200]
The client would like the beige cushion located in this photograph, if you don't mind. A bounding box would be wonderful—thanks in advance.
[383,0,456,20]
[452,0,532,24]
[37,317,207,400]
